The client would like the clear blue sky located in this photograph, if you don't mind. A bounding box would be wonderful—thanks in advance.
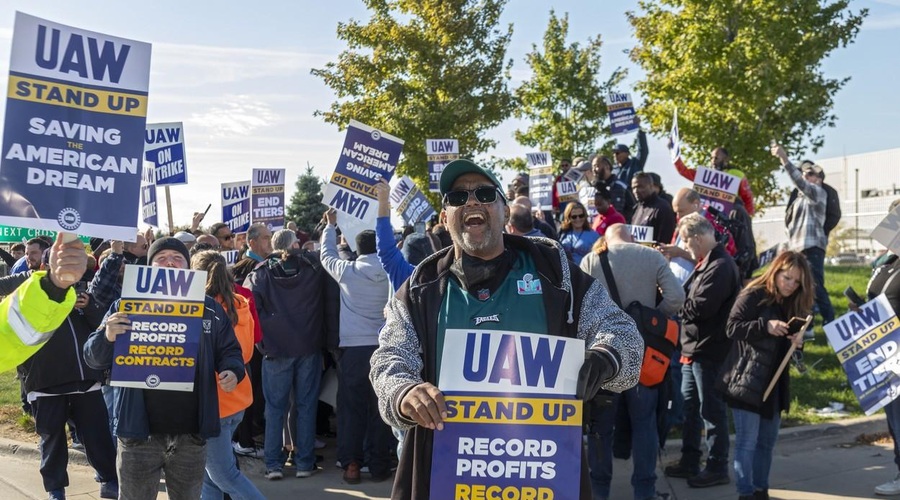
[0,0,895,229]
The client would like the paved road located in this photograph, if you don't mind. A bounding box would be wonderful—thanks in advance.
[0,415,896,499]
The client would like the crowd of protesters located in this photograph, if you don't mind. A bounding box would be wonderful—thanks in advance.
[7,129,900,500]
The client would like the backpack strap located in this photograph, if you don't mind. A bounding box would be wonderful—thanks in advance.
[598,251,622,308]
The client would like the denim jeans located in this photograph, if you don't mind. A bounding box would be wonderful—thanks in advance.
[732,408,781,496]
[262,352,322,472]
[802,247,835,324]
[337,346,395,476]
[884,397,900,470]
[588,385,659,500]
[201,411,265,500]
[117,434,207,500]
[681,359,729,470]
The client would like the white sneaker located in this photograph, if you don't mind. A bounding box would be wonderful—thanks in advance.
[296,467,321,478]
[265,470,283,480]
[232,442,264,458]
[876,473,900,495]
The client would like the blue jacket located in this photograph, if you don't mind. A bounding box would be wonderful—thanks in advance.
[83,296,245,439]
[376,217,414,293]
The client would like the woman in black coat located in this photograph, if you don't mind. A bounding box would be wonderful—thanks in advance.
[718,251,814,500]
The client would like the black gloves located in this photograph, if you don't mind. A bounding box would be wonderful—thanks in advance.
[576,349,615,401]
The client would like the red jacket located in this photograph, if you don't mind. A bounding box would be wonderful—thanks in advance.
[592,206,627,236]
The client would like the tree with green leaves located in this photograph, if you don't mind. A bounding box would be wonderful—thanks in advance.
[628,0,866,207]
[312,0,515,200]
[286,166,326,233]
[514,10,626,165]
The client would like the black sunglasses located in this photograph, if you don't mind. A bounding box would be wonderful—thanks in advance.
[221,234,234,240]
[570,213,586,219]
[444,186,502,207]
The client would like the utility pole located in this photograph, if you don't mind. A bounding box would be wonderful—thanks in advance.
[855,167,859,254]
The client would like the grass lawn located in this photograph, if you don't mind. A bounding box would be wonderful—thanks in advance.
[0,264,880,440]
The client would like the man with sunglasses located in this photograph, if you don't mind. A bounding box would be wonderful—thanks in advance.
[370,159,643,500]
[209,223,235,251]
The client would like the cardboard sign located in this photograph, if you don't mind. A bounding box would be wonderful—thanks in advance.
[0,13,151,240]
[251,168,285,231]
[872,204,900,256]
[144,122,186,186]
[111,265,207,392]
[824,294,900,415]
[693,167,740,215]
[526,152,553,210]
[391,176,436,225]
[221,180,250,233]
[140,162,157,227]
[607,92,638,136]
[323,120,404,224]
[427,138,459,193]
[430,329,584,500]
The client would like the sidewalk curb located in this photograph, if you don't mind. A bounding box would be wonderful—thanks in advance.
[0,437,91,467]
[0,415,888,468]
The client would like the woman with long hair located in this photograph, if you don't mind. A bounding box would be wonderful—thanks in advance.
[558,201,599,265]
[190,250,265,500]
[718,251,814,500]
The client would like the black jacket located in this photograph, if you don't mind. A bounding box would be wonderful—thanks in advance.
[374,234,643,500]
[680,244,741,362]
[717,288,792,418]
[632,193,676,244]
[245,251,340,357]
[597,173,635,222]
[18,294,107,393]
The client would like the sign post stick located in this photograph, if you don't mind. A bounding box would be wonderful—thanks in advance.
[165,186,174,234]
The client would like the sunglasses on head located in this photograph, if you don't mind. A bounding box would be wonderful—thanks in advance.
[444,186,502,207]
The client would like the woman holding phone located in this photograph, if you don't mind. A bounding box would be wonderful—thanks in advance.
[718,251,814,500]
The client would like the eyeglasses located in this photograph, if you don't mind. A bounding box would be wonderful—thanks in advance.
[570,213,586,220]
[443,186,502,207]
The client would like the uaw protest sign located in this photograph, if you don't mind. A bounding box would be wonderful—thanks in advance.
[430,330,584,500]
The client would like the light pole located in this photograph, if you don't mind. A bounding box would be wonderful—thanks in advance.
[855,167,859,254]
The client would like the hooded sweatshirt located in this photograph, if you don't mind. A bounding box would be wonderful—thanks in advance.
[214,294,255,418]
[320,224,390,347]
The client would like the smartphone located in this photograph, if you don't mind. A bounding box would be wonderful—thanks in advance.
[844,286,865,306]
[786,315,811,335]
[202,203,212,217]
[73,281,88,295]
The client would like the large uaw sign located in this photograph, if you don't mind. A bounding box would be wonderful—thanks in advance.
[112,265,206,392]
[427,138,459,193]
[825,294,900,415]
[323,120,404,223]
[390,176,436,225]
[693,167,740,215]
[0,13,150,241]
[430,330,584,500]
[251,168,285,231]
[526,152,553,210]
[144,122,186,186]
[222,180,250,233]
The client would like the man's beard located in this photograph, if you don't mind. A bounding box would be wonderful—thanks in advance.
[451,219,499,255]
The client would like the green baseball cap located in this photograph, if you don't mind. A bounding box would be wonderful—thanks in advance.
[439,159,504,196]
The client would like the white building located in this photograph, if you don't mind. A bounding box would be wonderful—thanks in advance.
[753,147,900,256]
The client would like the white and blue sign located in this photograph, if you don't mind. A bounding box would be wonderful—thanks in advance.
[825,294,900,415]
[607,92,638,136]
[251,169,285,231]
[430,329,584,500]
[144,122,186,186]
[323,120,404,223]
[112,265,207,392]
[390,176,436,225]
[526,152,553,210]
[0,13,151,241]
[427,138,459,193]
[140,162,157,227]
[222,180,250,233]
[628,224,655,244]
